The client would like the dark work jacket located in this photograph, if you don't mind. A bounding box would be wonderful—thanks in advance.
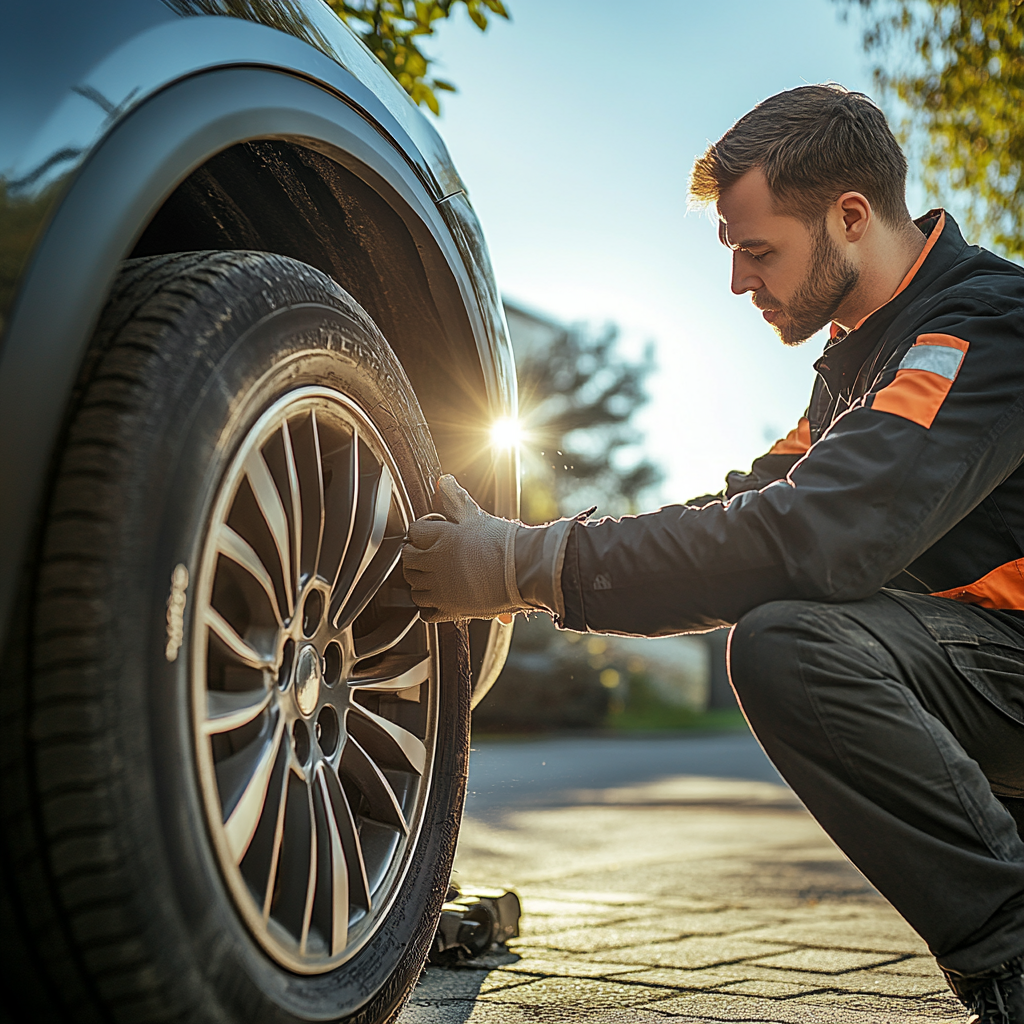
[559,211,1024,637]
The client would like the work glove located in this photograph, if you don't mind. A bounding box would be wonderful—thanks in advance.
[402,475,530,623]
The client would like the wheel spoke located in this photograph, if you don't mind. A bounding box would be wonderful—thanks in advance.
[340,736,409,834]
[324,765,372,910]
[324,430,359,593]
[308,411,326,582]
[281,419,302,599]
[216,524,283,626]
[315,767,351,954]
[350,654,429,693]
[267,772,313,939]
[223,714,286,863]
[206,607,271,670]
[204,687,273,734]
[245,449,294,618]
[356,465,393,581]
[334,537,404,631]
[262,761,292,921]
[349,703,427,775]
[331,464,392,627]
[299,783,318,956]
[353,612,420,662]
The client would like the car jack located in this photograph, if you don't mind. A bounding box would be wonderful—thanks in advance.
[429,884,521,964]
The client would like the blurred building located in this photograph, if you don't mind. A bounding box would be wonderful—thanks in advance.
[471,301,738,731]
[503,297,568,363]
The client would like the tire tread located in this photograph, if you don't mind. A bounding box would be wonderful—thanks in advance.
[3,250,455,1024]
[3,253,243,1023]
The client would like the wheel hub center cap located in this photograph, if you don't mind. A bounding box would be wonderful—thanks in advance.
[295,645,322,717]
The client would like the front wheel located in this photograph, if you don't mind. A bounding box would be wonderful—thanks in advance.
[3,251,470,1023]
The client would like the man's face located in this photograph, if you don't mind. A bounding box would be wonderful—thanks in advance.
[716,168,859,346]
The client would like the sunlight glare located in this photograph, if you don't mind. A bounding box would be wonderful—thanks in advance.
[491,416,525,450]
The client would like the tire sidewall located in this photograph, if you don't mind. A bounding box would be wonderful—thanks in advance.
[116,274,468,1021]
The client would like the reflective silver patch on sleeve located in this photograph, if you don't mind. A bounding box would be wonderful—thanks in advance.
[900,344,965,380]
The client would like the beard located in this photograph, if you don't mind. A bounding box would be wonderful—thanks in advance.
[755,223,860,347]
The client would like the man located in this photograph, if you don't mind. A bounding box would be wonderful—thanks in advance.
[402,84,1024,1022]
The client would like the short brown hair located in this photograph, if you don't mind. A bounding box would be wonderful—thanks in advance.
[689,84,910,227]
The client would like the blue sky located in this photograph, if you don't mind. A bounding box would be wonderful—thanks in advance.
[428,0,914,503]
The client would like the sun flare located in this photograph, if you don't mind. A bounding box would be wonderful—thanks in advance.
[490,416,525,450]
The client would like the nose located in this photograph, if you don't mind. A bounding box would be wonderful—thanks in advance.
[730,252,763,296]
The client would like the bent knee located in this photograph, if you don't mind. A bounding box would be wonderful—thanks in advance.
[728,600,826,717]
[730,601,814,679]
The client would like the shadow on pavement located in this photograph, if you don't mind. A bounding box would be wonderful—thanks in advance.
[411,951,521,1023]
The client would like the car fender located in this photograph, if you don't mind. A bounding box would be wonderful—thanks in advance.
[0,61,516,676]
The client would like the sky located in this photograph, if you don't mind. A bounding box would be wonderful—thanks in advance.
[427,0,910,503]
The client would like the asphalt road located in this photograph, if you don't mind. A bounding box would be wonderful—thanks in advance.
[464,732,785,819]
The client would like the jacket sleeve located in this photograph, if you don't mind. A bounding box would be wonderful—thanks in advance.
[560,298,1024,636]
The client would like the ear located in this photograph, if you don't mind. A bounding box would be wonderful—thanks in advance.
[835,192,871,242]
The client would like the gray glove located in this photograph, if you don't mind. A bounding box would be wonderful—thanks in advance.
[402,475,530,623]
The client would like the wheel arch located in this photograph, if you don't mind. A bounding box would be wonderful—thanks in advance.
[0,66,510,648]
[129,136,499,516]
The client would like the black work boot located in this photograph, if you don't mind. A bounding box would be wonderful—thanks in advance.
[945,956,1024,1023]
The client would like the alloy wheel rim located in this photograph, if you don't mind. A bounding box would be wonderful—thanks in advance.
[192,386,436,974]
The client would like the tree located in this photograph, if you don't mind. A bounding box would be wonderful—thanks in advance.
[505,302,663,524]
[836,0,1024,258]
[325,0,509,114]
[477,307,664,733]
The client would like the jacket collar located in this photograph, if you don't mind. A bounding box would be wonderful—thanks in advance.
[814,210,968,394]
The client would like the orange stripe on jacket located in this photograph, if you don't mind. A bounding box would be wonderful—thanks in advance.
[872,333,969,429]
[932,558,1024,611]
[769,416,812,455]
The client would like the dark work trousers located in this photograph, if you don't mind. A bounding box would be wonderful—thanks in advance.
[728,590,1024,976]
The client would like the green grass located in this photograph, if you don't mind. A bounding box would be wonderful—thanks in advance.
[605,674,749,733]
[606,705,749,733]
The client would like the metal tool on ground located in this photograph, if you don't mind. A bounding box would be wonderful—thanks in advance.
[429,885,521,964]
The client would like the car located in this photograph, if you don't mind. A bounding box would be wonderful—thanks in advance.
[0,3,519,1021]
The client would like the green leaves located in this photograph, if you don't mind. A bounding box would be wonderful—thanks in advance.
[326,0,510,114]
[837,0,1024,258]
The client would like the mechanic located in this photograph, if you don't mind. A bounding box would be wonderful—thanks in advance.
[402,84,1024,1022]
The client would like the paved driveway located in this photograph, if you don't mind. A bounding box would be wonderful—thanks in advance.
[401,733,962,1023]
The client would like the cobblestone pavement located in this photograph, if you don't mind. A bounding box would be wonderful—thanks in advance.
[400,735,964,1024]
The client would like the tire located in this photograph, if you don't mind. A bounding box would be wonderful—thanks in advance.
[0,251,471,1023]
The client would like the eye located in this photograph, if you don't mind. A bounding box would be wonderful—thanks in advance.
[749,250,770,262]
